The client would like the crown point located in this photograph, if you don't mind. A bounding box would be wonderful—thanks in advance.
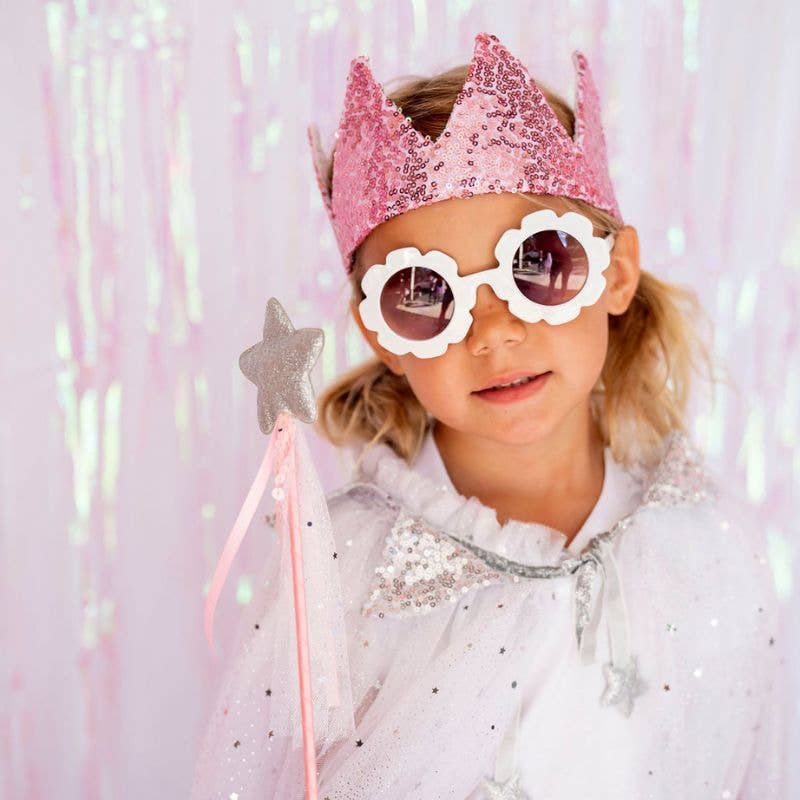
[472,31,492,54]
[351,55,371,76]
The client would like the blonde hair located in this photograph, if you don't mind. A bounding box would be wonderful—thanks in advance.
[314,64,721,471]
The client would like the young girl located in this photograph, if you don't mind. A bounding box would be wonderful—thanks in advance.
[191,33,786,799]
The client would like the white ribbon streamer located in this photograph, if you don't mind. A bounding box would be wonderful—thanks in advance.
[574,537,631,669]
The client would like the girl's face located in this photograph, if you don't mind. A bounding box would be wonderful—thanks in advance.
[351,193,640,448]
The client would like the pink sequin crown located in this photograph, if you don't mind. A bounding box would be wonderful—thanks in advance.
[307,32,623,274]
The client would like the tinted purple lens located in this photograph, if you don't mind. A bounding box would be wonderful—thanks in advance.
[511,229,589,305]
[379,266,455,340]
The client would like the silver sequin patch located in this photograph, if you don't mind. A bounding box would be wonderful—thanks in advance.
[640,429,720,508]
[363,513,507,617]
[355,429,718,618]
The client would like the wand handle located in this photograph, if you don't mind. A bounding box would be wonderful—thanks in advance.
[283,412,319,799]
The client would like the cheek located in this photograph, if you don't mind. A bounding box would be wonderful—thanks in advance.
[399,353,471,420]
[553,310,609,389]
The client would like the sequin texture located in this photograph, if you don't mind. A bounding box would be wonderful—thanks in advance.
[307,32,623,273]
[355,429,719,718]
[360,429,717,619]
[640,429,720,508]
[363,513,506,616]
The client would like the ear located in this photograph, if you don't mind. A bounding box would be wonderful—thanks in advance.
[603,225,641,316]
[349,301,406,377]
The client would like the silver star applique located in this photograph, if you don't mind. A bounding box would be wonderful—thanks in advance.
[238,297,324,434]
[600,655,646,717]
[481,773,530,800]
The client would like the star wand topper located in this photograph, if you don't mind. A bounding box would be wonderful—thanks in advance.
[203,297,355,800]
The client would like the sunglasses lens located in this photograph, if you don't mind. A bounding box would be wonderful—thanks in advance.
[380,266,455,340]
[511,229,589,305]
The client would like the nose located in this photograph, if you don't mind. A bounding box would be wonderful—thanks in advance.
[464,283,526,355]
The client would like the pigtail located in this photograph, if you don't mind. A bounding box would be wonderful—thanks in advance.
[315,356,432,467]
[596,269,722,469]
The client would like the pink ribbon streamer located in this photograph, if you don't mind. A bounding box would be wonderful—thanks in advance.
[203,410,324,799]
[204,424,277,653]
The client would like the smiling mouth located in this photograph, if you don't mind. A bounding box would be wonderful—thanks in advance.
[472,371,551,393]
[470,372,553,404]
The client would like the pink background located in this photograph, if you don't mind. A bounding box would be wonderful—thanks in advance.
[1,2,798,797]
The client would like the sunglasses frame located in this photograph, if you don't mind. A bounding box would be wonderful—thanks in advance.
[358,208,616,359]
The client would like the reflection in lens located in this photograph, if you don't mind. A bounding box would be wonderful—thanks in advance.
[511,229,589,305]
[379,266,455,340]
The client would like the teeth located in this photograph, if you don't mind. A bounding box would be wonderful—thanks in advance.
[493,376,532,389]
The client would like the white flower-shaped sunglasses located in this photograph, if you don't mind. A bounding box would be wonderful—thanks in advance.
[358,209,616,359]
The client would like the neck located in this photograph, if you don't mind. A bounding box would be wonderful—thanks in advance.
[432,402,606,543]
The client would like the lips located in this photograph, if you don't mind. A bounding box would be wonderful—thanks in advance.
[473,370,550,393]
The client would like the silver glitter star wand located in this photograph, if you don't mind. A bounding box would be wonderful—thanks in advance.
[203,297,355,800]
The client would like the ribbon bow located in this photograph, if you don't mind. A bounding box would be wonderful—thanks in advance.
[363,511,645,716]
[357,429,723,718]
[569,535,646,716]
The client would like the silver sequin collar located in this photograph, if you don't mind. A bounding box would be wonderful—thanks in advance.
[326,429,720,717]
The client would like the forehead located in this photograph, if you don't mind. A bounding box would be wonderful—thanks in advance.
[356,192,576,273]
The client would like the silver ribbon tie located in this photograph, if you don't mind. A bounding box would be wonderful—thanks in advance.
[348,427,719,774]
[362,509,646,717]
[569,534,645,716]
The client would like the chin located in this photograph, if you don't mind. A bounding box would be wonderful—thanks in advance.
[473,418,554,445]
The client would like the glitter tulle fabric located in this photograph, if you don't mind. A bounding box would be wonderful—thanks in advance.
[190,429,787,799]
